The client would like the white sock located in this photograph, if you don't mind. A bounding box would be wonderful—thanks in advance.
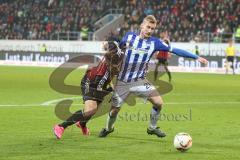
[106,112,117,131]
[149,106,160,129]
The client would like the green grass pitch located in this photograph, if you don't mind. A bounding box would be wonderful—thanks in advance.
[0,65,240,160]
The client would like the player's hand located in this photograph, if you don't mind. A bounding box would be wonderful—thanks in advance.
[197,57,208,65]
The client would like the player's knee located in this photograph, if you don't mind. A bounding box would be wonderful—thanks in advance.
[153,100,163,110]
[84,108,97,117]
[154,103,163,110]
[152,97,163,106]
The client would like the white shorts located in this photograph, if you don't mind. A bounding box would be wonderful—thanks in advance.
[112,79,158,107]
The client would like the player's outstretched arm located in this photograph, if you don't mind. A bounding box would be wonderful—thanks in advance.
[171,48,208,64]
[171,48,198,59]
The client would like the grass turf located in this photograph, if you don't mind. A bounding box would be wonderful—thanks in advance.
[0,65,240,160]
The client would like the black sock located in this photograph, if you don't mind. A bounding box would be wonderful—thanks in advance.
[164,66,171,82]
[167,71,171,81]
[79,121,87,128]
[79,115,92,128]
[154,70,158,81]
[59,110,85,129]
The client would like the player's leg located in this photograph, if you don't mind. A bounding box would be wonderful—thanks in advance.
[225,59,229,74]
[226,56,234,74]
[99,106,121,137]
[233,62,235,75]
[231,57,235,75]
[154,61,160,81]
[148,94,163,129]
[163,63,171,82]
[147,92,166,137]
[76,100,98,135]
[54,100,97,139]
[99,80,129,137]
[59,100,97,128]
[131,79,166,137]
[106,106,120,131]
[53,109,86,139]
[98,91,125,137]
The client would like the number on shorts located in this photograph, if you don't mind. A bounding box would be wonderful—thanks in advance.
[144,82,151,89]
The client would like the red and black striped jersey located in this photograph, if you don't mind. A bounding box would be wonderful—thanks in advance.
[84,59,111,90]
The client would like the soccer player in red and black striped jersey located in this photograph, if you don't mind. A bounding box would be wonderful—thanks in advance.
[53,41,124,139]
[154,39,172,82]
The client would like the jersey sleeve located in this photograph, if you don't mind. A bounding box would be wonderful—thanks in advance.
[155,39,198,59]
[171,48,199,59]
[155,38,172,52]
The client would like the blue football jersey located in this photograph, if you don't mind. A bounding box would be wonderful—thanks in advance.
[118,32,171,82]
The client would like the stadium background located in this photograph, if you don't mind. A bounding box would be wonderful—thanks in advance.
[0,0,240,160]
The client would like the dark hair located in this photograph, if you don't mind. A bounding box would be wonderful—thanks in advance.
[104,41,123,66]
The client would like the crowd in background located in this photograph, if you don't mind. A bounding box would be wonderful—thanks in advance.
[118,0,239,42]
[0,0,117,40]
[0,0,239,42]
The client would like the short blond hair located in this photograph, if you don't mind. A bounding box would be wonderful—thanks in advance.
[143,15,157,24]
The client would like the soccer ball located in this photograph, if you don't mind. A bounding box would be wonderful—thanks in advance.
[174,132,192,152]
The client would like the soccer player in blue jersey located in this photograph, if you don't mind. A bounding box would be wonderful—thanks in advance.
[99,15,208,138]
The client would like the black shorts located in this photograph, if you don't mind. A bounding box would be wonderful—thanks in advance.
[158,58,168,65]
[227,56,234,63]
[81,77,110,104]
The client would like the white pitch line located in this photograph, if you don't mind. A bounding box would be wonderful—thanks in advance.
[41,96,82,106]
[0,104,40,107]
